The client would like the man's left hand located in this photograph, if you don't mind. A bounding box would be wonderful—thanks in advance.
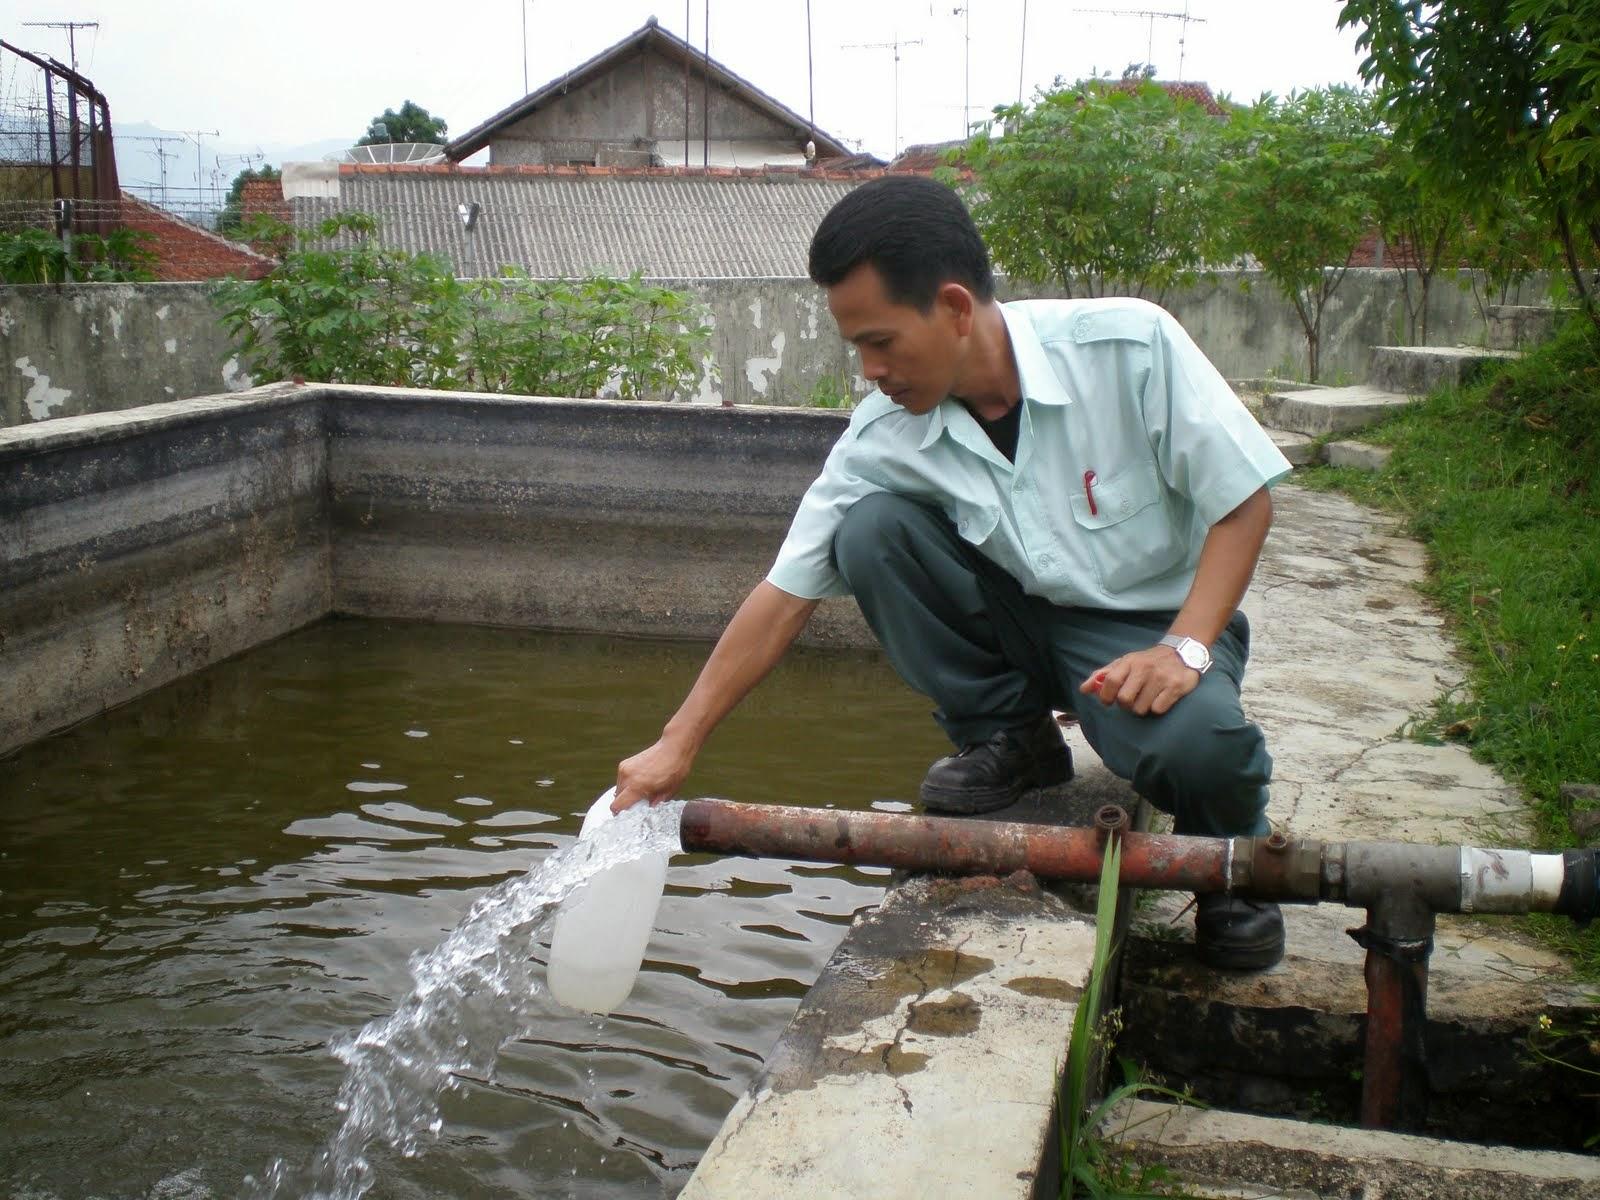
[1080,645,1201,716]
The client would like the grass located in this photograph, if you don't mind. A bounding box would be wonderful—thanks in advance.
[1058,838,1198,1199]
[1296,313,1600,972]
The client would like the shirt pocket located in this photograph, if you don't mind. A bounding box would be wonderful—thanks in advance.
[953,498,1000,546]
[1067,463,1188,593]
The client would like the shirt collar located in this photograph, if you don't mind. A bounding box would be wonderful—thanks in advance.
[917,302,1071,454]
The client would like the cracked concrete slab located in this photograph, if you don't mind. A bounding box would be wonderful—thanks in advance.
[679,876,1095,1199]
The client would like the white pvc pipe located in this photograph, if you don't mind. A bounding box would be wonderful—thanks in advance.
[1458,848,1567,913]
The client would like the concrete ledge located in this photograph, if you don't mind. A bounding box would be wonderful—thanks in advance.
[680,874,1094,1200]
[1264,427,1319,467]
[1486,305,1567,351]
[1105,1100,1600,1199]
[1371,345,1519,396]
[1257,385,1413,437]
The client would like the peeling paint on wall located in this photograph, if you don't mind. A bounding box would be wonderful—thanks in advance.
[15,357,72,420]
[693,351,724,405]
[165,338,178,355]
[108,308,123,340]
[156,305,171,320]
[221,356,253,392]
[748,297,763,330]
[744,331,786,396]
[0,307,15,335]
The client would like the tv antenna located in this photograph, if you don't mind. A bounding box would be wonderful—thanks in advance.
[123,134,187,206]
[21,20,98,75]
[1076,3,1208,79]
[843,34,924,155]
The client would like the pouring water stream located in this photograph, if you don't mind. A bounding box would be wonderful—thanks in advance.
[248,799,684,1199]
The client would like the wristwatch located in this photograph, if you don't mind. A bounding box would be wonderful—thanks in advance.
[1159,634,1212,676]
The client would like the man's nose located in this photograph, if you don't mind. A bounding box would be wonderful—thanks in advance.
[859,353,887,381]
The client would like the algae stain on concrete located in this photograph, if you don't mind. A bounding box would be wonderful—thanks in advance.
[1006,975,1082,1002]
[907,991,982,1036]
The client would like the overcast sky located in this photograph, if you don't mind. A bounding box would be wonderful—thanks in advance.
[7,0,1371,190]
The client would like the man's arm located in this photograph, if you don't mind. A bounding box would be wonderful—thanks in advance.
[614,581,820,810]
[1081,486,1273,716]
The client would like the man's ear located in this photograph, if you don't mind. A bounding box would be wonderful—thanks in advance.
[936,282,977,336]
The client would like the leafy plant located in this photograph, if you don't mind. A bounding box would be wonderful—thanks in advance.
[218,212,710,400]
[1373,142,1465,345]
[0,225,157,284]
[1216,87,1385,382]
[948,80,1228,306]
[807,373,857,409]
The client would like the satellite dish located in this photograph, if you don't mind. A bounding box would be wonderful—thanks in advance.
[329,143,448,165]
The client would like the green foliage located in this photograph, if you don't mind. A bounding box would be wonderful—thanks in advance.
[358,100,448,146]
[0,225,157,284]
[217,165,281,237]
[458,269,710,401]
[947,80,1227,305]
[1458,192,1561,326]
[1058,838,1200,1199]
[1299,315,1600,968]
[217,212,710,400]
[806,373,857,409]
[1216,87,1384,381]
[1339,0,1600,321]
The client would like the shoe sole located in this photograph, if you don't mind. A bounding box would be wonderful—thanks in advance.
[920,749,1075,816]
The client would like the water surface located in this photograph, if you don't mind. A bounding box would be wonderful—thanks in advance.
[0,618,948,1199]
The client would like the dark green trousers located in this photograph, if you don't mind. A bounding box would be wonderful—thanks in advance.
[832,492,1272,838]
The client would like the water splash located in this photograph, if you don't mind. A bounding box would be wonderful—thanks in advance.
[248,800,685,1199]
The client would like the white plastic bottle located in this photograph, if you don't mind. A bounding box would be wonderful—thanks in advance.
[547,788,671,1014]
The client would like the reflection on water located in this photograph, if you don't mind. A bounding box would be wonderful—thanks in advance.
[0,618,947,1198]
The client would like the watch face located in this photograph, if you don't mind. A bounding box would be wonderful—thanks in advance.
[1178,641,1208,670]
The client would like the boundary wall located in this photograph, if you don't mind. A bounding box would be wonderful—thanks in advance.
[2,272,1547,426]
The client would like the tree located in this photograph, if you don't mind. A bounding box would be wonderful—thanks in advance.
[216,164,280,236]
[1372,144,1464,345]
[1339,0,1600,325]
[1216,87,1385,382]
[948,80,1228,305]
[358,100,448,146]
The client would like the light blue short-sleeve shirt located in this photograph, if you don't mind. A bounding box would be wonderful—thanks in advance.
[766,297,1292,611]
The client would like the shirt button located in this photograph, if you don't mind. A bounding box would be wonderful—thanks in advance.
[1038,553,1055,569]
[959,519,970,534]
[1120,499,1132,514]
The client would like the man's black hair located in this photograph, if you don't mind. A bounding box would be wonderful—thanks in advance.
[808,176,995,311]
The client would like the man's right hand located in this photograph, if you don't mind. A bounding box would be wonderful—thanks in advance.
[613,733,696,811]
[607,580,819,814]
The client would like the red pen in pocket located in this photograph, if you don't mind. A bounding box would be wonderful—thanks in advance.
[1083,469,1099,516]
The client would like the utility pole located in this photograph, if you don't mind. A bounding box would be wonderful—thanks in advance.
[173,128,221,208]
[843,35,925,156]
[22,21,98,76]
[1076,4,1208,79]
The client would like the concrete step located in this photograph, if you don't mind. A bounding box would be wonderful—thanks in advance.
[1324,438,1391,472]
[1487,305,1567,351]
[1371,344,1519,396]
[1266,426,1319,468]
[1256,384,1413,437]
[1104,1100,1600,1200]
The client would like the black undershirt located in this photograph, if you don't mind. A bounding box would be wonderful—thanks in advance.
[970,400,1022,463]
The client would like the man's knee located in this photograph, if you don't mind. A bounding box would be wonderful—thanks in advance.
[833,493,938,581]
[1131,696,1271,798]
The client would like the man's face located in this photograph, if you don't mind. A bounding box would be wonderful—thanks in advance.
[826,263,969,415]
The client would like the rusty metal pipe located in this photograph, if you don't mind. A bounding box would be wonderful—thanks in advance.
[675,801,1600,1134]
[679,799,1234,891]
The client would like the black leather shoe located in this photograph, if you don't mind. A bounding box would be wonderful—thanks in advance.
[1195,894,1285,970]
[919,715,1073,815]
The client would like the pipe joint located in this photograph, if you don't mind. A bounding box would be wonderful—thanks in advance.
[1241,833,1323,902]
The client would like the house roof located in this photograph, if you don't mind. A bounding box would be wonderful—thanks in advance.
[287,163,884,278]
[446,18,853,163]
